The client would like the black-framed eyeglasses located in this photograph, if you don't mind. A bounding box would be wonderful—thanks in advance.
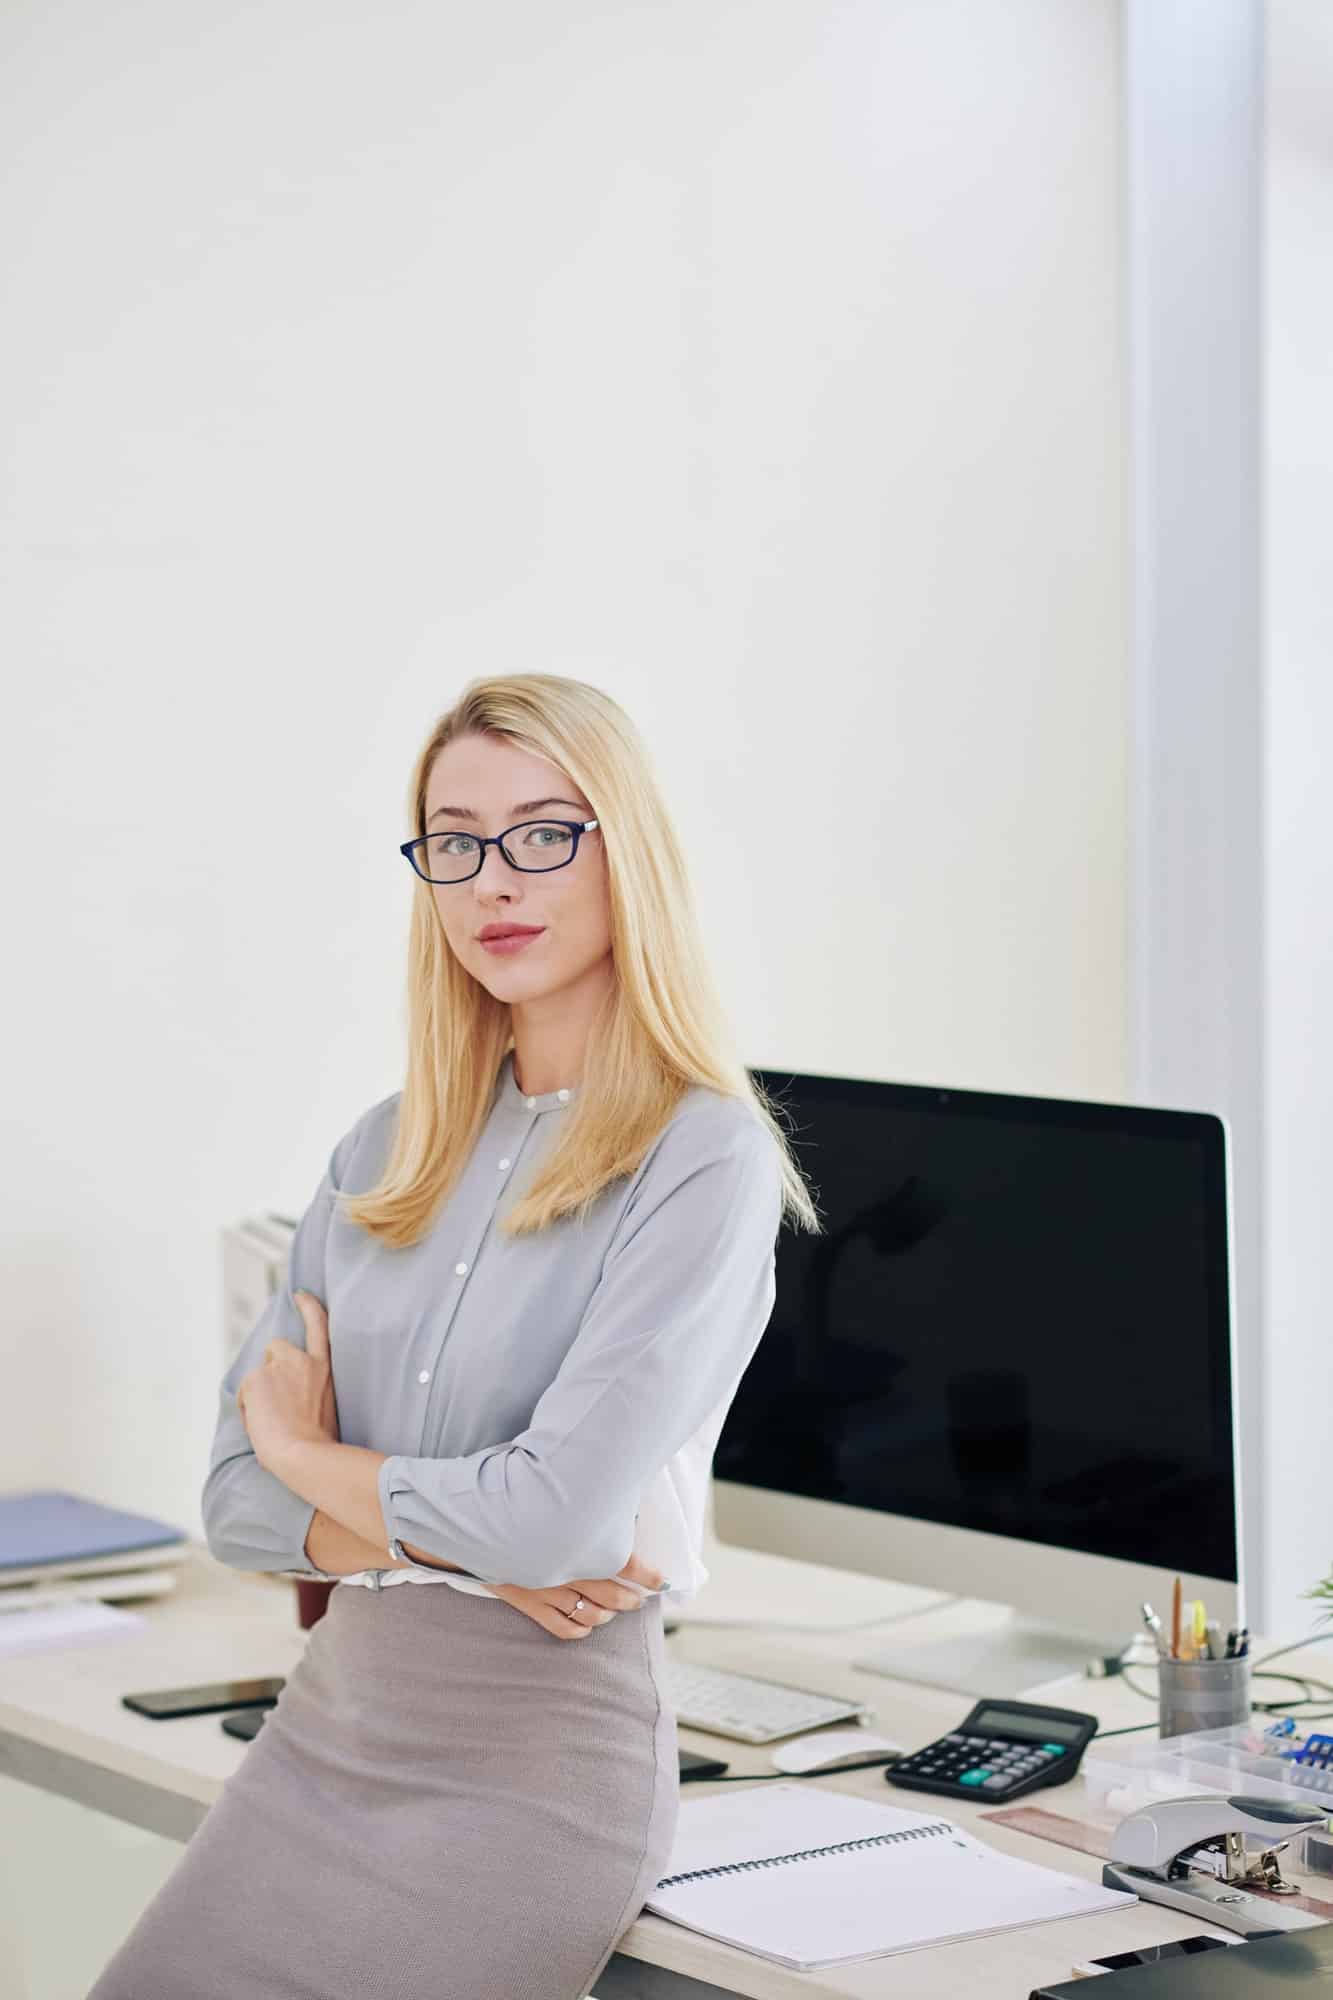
[400,817,600,884]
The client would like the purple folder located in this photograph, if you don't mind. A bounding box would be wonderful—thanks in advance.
[0,1489,187,1575]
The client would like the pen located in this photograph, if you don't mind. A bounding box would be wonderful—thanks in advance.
[1204,1619,1224,1661]
[1193,1599,1207,1654]
[1140,1601,1170,1659]
[1171,1576,1183,1660]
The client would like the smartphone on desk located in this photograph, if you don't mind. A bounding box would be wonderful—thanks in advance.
[122,1676,286,1720]
[221,1708,267,1741]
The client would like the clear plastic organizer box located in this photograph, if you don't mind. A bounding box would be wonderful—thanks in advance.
[1082,1721,1333,1869]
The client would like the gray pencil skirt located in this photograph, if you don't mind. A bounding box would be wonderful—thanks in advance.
[87,1579,681,2000]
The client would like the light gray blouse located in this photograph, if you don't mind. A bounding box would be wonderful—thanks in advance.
[201,1051,783,1611]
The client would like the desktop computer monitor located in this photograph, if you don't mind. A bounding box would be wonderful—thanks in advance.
[713,1070,1242,1696]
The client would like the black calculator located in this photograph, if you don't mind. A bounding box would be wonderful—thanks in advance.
[885,1697,1099,1802]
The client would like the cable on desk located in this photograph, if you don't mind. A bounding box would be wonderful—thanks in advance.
[1250,1630,1333,1675]
[1114,1665,1162,1707]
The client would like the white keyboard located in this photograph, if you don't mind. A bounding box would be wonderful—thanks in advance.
[661,1659,870,1743]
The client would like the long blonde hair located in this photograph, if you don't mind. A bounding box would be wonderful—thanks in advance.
[340,673,822,1247]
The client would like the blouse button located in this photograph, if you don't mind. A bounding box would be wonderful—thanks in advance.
[525,1095,536,1108]
[557,1088,570,1101]
[455,1261,468,1275]
[498,1158,510,1170]
[418,1370,430,1385]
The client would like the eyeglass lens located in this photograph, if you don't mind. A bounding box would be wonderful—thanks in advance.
[415,820,577,882]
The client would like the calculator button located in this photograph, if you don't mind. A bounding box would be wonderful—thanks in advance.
[959,1769,991,1785]
[1041,1744,1068,1756]
[944,1734,966,1745]
[982,1775,1014,1790]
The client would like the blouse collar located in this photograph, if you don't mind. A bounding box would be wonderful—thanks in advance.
[497,1048,579,1114]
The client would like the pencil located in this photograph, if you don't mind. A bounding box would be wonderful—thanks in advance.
[1171,1575,1183,1660]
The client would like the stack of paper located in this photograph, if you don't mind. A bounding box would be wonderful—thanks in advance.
[0,1598,146,1656]
[221,1211,295,1366]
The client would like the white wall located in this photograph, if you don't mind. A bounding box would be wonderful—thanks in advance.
[1263,0,1333,1637]
[1,3,1125,1569]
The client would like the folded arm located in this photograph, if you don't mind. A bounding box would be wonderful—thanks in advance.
[272,1442,471,1576]
[373,1120,783,1590]
[304,1507,427,1576]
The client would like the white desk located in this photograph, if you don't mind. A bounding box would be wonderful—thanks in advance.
[1,1539,1327,1999]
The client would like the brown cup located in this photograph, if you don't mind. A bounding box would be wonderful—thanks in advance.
[294,1577,336,1630]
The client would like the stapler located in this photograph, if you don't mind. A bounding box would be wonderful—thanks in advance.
[1102,1794,1331,1936]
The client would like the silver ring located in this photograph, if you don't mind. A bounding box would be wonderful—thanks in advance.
[572,1596,585,1615]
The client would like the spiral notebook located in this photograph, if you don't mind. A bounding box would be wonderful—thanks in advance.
[644,1784,1136,1971]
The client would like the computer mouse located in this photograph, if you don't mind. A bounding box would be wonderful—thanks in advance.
[769,1728,905,1775]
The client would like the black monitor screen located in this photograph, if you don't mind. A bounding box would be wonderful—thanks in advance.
[718,1073,1237,1582]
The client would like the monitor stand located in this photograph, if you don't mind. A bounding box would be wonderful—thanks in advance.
[852,1612,1119,1700]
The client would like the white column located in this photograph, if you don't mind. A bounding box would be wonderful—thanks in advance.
[1125,0,1266,1623]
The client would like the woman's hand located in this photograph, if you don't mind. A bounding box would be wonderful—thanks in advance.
[486,1551,667,1640]
[237,1290,341,1474]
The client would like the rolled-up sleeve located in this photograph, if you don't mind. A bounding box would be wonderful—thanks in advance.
[201,1114,366,1576]
[377,1119,783,1590]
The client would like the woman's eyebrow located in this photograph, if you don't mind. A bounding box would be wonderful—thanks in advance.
[427,796,587,825]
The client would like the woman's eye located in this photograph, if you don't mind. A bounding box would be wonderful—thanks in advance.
[434,834,476,857]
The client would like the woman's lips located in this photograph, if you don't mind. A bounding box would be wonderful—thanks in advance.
[479,929,545,955]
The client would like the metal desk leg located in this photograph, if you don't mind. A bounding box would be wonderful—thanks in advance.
[0,1728,208,1844]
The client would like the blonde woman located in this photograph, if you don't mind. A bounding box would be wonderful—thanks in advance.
[90,673,819,2000]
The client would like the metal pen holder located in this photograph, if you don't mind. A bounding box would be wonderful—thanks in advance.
[1158,1655,1251,1738]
